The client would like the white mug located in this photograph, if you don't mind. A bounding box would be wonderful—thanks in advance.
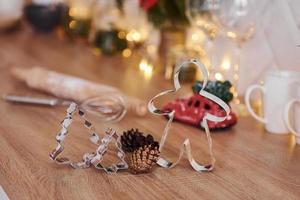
[284,85,300,145]
[245,70,300,134]
[0,0,23,29]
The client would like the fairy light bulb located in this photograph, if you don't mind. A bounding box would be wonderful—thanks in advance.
[215,73,223,81]
[221,56,231,70]
[139,59,148,71]
[139,59,153,79]
[126,30,142,42]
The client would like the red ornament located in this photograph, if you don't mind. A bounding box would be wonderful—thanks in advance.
[139,0,158,11]
[163,94,237,130]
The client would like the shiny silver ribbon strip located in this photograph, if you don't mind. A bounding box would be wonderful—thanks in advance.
[91,128,128,174]
[148,59,230,172]
[50,103,128,173]
[0,186,9,200]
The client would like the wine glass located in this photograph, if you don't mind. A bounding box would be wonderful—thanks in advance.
[212,0,258,105]
[185,0,220,40]
[185,0,223,80]
[215,0,256,47]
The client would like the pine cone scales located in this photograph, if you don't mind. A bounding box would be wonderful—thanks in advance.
[132,134,154,149]
[121,129,157,153]
[130,143,160,174]
[121,129,160,174]
[121,129,142,153]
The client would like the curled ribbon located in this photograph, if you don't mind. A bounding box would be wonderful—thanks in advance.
[148,59,230,171]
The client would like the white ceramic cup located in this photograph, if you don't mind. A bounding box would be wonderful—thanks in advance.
[0,0,23,29]
[284,85,300,145]
[245,70,300,134]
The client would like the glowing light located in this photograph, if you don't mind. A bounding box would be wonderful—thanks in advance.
[122,49,132,58]
[139,59,153,79]
[215,73,223,81]
[69,20,76,29]
[192,33,200,41]
[69,8,77,17]
[144,65,153,74]
[144,65,153,79]
[139,59,148,71]
[69,6,90,19]
[126,30,142,42]
[227,31,237,39]
[221,56,231,70]
[118,31,126,39]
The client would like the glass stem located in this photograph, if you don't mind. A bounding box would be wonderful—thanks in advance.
[206,39,216,80]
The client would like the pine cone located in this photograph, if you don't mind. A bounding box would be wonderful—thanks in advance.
[121,129,143,153]
[130,142,160,174]
[132,134,155,149]
[121,129,156,153]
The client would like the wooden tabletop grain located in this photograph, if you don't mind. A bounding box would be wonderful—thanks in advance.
[0,26,299,200]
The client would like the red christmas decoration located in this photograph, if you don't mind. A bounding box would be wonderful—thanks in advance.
[163,94,237,130]
[139,0,158,11]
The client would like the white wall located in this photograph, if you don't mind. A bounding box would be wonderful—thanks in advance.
[238,0,300,94]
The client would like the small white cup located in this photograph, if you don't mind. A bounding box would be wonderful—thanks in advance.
[284,91,300,145]
[245,70,300,134]
[0,0,23,29]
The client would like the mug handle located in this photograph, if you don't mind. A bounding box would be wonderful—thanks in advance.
[284,99,300,137]
[245,85,267,123]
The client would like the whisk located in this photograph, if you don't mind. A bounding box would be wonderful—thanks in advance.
[3,93,127,123]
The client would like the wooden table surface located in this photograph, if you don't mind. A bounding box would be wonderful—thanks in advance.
[0,26,299,200]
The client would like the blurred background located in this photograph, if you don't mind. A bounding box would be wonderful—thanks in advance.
[1,0,300,97]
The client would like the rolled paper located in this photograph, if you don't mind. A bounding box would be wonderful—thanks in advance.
[11,67,147,116]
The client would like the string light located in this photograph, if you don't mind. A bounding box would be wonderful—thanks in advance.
[126,30,142,42]
[215,73,223,81]
[69,20,77,29]
[221,56,231,70]
[139,59,153,79]
[118,31,126,39]
[69,6,91,19]
[122,49,132,58]
[144,65,153,74]
[192,33,201,41]
[226,31,237,39]
[139,59,148,71]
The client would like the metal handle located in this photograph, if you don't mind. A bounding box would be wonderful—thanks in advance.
[3,94,61,106]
